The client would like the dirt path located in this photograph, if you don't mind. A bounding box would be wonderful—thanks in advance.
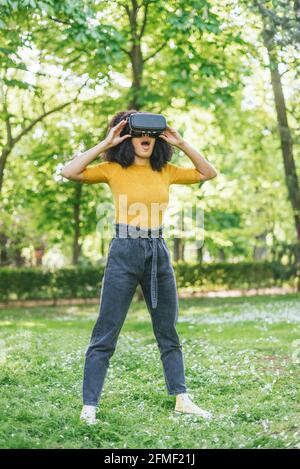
[0,286,297,309]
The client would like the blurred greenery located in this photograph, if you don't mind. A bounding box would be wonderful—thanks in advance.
[0,0,299,277]
[0,260,297,302]
[0,1,299,450]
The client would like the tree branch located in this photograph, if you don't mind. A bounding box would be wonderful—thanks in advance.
[279,67,292,79]
[253,0,294,28]
[47,16,73,26]
[65,54,82,67]
[138,1,149,39]
[143,39,169,62]
[119,46,131,56]
[2,87,13,148]
[5,113,13,148]
[13,81,88,146]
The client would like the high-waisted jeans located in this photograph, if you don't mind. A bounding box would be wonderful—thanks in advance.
[82,223,187,406]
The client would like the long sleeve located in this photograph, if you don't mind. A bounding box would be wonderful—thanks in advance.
[81,161,115,184]
[167,162,202,184]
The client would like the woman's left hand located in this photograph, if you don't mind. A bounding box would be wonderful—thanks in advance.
[159,126,185,148]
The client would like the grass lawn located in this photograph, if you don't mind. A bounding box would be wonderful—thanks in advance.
[0,293,299,449]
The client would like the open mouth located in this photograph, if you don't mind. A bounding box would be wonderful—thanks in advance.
[140,140,151,150]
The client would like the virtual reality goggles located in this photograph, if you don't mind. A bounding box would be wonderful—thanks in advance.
[125,112,167,138]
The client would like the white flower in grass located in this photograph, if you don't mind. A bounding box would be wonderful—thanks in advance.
[262,383,273,393]
[261,420,269,431]
[0,339,7,364]
[291,340,300,364]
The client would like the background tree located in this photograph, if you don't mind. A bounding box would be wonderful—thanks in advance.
[0,0,299,281]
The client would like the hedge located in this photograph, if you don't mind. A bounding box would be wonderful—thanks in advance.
[0,261,297,302]
[0,266,103,302]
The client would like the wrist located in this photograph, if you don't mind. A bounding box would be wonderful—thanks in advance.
[176,139,188,150]
[98,139,111,152]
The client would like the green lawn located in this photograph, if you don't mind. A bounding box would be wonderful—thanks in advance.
[0,293,299,449]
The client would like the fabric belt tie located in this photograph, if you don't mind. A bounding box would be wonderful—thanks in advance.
[114,223,163,309]
[149,237,158,309]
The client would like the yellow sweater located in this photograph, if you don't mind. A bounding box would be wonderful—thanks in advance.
[81,161,202,229]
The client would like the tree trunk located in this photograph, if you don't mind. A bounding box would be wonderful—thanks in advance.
[15,247,25,267]
[0,148,10,194]
[129,43,144,110]
[218,248,226,262]
[125,1,144,110]
[263,30,300,290]
[35,247,45,266]
[253,232,268,260]
[173,237,185,261]
[196,245,203,263]
[0,232,9,266]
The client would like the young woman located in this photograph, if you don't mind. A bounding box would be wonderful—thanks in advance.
[61,110,217,425]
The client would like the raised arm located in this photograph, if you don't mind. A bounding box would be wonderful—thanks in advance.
[159,126,218,181]
[60,119,131,182]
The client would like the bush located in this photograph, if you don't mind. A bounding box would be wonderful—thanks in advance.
[0,261,296,302]
[174,260,296,291]
[0,266,104,301]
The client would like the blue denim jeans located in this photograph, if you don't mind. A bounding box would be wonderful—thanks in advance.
[82,223,187,406]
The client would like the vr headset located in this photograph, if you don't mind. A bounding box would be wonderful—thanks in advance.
[125,112,167,138]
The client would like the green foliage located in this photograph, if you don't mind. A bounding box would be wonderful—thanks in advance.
[175,260,296,290]
[0,266,102,301]
[0,261,296,302]
[0,267,53,301]
[0,0,299,271]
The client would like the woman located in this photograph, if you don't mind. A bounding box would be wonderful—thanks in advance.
[61,110,217,425]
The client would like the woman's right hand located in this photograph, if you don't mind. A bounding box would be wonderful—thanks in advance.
[103,119,131,149]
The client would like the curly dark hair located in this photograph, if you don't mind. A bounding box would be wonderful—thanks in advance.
[102,110,174,171]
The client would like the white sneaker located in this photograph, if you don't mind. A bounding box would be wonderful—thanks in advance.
[175,393,212,419]
[80,405,97,425]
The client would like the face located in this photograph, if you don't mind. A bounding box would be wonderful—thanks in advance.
[131,134,156,159]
